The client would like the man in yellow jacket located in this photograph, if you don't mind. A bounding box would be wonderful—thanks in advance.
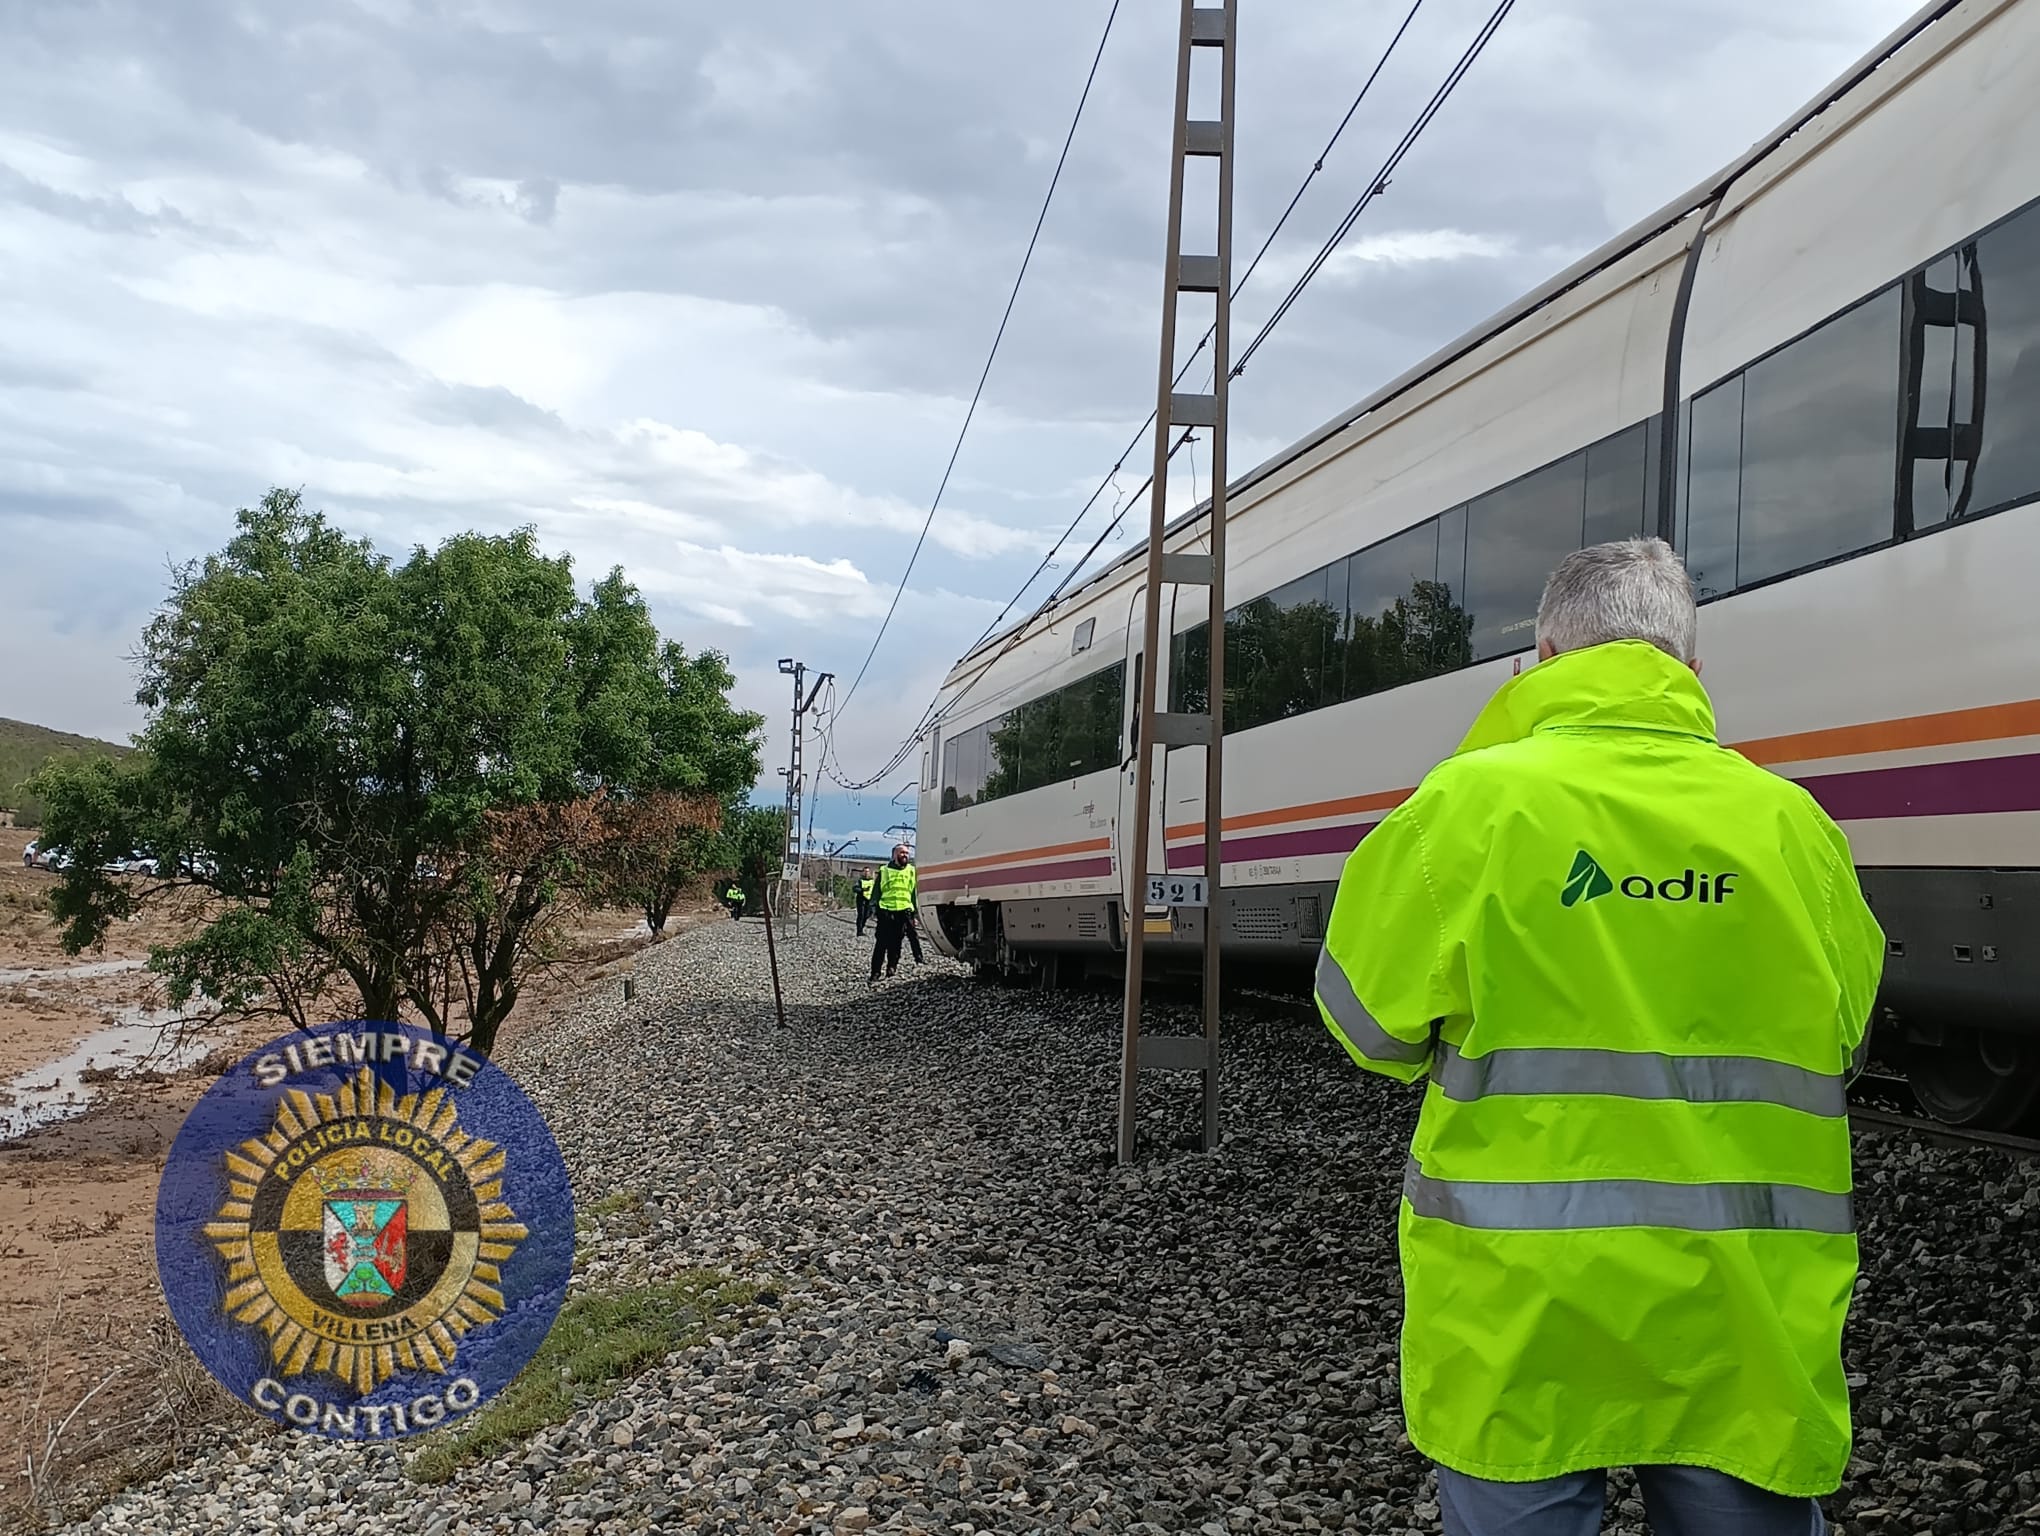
[869,843,922,984]
[855,868,876,937]
[1316,538,1882,1535]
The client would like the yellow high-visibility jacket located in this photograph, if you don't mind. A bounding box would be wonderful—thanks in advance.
[1315,640,1883,1496]
[874,863,916,912]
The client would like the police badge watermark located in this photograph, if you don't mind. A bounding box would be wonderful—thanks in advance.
[156,1021,574,1438]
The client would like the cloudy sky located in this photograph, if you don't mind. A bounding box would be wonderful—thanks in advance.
[0,0,1922,851]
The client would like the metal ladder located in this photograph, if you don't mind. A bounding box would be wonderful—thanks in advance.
[1119,0,1238,1164]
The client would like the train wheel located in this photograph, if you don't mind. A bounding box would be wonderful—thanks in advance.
[1905,1026,2040,1130]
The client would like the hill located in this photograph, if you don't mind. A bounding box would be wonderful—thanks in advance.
[0,717,130,822]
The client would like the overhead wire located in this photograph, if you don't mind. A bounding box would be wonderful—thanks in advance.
[821,3,1432,793]
[826,0,1515,792]
[831,0,1124,726]
[1232,0,1515,377]
[953,0,1430,661]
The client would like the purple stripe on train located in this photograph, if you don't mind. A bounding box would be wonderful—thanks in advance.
[1160,752,2040,871]
[1167,819,1382,870]
[1794,750,2040,821]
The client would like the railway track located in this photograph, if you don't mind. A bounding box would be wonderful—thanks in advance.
[1846,1099,2040,1158]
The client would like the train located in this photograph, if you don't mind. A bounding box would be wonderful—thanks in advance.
[911,0,2040,1131]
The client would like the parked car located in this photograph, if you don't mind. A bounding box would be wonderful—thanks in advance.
[21,840,37,868]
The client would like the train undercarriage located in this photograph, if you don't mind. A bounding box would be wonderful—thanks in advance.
[934,864,2040,1133]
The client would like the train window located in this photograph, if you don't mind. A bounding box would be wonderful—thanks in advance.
[1464,451,1586,660]
[1584,422,1650,545]
[1067,661,1125,776]
[1171,621,1210,716]
[1099,661,1128,767]
[1966,204,2040,518]
[1736,287,1900,587]
[1683,377,1741,601]
[1342,520,1462,701]
[984,711,1025,800]
[1227,567,1338,731]
[1023,692,1069,793]
[941,718,992,811]
[1437,504,1468,599]
[946,659,1129,809]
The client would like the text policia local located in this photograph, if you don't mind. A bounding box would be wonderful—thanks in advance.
[252,1376,480,1437]
[251,1030,484,1089]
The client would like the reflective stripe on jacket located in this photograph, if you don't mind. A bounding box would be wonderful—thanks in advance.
[874,863,916,911]
[1315,640,1883,1497]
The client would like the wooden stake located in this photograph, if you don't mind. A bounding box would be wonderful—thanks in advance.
[760,874,787,1029]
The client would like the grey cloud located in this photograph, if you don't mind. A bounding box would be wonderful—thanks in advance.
[516,177,560,226]
[409,380,569,436]
[0,0,1930,754]
[0,162,198,236]
[0,351,90,391]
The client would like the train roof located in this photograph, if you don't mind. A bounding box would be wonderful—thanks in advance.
[953,0,1964,675]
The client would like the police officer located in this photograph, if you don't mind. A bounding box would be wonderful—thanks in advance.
[1315,539,1882,1536]
[855,867,876,937]
[721,877,745,922]
[868,843,922,983]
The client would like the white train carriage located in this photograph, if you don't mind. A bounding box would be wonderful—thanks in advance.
[916,0,2040,1128]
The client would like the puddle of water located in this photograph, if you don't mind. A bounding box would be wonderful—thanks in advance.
[0,1015,209,1141]
[0,957,149,987]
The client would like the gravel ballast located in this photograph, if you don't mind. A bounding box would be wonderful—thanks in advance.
[66,916,2040,1535]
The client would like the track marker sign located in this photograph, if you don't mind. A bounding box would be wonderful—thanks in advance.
[155,1021,574,1439]
[1147,874,1208,908]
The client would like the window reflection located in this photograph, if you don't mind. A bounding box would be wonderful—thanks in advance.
[1737,289,1899,586]
[1343,521,1465,700]
[1228,568,1340,731]
[1584,422,1650,546]
[1465,452,1585,660]
[1908,255,1964,532]
[1684,379,1741,601]
[1968,205,2040,517]
[940,659,1125,812]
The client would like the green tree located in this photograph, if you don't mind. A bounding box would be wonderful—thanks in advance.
[723,802,788,888]
[601,645,767,933]
[31,489,762,1056]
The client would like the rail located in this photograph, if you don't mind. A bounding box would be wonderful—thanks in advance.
[1846,1101,2040,1158]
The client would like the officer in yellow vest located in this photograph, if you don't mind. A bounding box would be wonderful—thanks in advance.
[855,868,876,937]
[1316,539,1882,1535]
[721,878,745,923]
[868,843,922,983]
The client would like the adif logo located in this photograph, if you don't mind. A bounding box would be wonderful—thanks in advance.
[1562,849,1738,908]
[1561,850,1615,907]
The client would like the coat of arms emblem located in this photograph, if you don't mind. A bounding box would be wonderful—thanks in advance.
[319,1160,411,1306]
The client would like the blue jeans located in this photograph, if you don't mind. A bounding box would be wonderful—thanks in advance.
[1437,1464,1826,1536]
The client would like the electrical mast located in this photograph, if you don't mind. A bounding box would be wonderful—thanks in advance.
[1119,0,1237,1164]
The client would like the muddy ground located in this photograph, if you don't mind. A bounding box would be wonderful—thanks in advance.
[0,827,723,1530]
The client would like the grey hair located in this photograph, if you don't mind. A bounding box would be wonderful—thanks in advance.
[1534,538,1698,662]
